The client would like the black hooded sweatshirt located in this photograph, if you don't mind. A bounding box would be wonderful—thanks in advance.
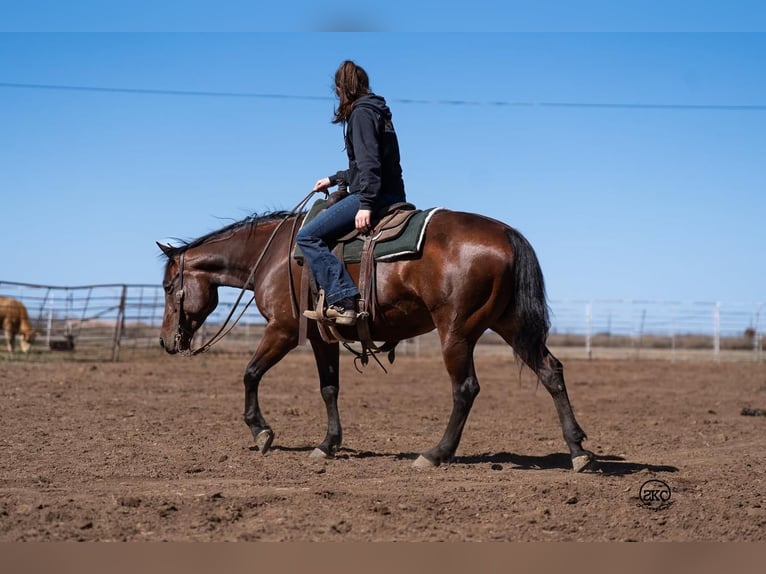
[328,94,406,212]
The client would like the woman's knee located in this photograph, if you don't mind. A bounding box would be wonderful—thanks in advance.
[296,227,316,246]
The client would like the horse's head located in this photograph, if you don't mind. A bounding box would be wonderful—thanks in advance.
[157,243,219,354]
[19,330,36,353]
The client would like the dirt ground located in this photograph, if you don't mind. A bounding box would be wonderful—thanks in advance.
[1,348,764,541]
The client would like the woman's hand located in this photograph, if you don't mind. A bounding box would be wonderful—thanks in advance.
[313,177,331,192]
[355,209,372,232]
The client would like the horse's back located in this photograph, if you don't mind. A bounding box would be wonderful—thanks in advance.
[378,209,518,302]
[419,208,519,257]
[430,208,514,233]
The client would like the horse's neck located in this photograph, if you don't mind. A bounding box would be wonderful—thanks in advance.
[194,219,291,289]
[240,218,293,288]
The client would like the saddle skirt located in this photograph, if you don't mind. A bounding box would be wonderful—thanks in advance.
[293,199,443,264]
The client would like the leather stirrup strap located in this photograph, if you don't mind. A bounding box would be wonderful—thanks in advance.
[354,234,391,355]
[298,266,310,346]
[357,235,375,322]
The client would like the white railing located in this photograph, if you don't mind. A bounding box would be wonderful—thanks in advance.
[1,281,763,361]
[548,299,763,359]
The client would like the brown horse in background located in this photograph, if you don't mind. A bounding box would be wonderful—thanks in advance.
[158,208,594,471]
[0,296,36,353]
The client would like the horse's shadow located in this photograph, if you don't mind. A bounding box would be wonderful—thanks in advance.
[266,445,678,475]
[454,452,678,475]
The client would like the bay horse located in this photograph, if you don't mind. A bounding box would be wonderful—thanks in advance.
[157,206,594,471]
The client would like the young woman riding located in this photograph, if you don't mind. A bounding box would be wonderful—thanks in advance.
[297,60,407,326]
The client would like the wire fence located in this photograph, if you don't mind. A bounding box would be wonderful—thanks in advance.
[1,280,763,362]
[545,299,763,361]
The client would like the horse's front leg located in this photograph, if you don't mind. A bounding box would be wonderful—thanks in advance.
[4,327,14,353]
[308,339,342,459]
[243,322,297,454]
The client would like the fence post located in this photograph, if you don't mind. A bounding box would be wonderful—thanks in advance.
[636,308,646,360]
[111,286,127,362]
[46,291,54,348]
[713,302,721,358]
[670,309,677,362]
[585,301,592,360]
[755,303,763,363]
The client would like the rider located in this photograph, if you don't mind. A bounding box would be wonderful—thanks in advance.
[298,60,407,326]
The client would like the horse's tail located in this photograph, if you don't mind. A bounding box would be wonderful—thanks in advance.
[506,227,550,371]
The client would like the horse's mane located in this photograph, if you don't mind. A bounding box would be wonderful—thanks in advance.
[161,210,296,258]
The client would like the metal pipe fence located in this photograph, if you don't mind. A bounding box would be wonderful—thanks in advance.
[0,281,264,361]
[546,299,763,360]
[1,280,763,362]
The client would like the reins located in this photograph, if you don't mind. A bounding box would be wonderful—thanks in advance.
[177,189,324,356]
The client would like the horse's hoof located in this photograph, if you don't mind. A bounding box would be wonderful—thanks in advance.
[412,455,436,469]
[254,429,274,454]
[572,454,594,473]
[309,447,328,459]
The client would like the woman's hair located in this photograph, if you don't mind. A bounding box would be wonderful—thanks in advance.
[332,60,370,124]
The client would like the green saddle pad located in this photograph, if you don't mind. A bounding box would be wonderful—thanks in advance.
[293,200,442,264]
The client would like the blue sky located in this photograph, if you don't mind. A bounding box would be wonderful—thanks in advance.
[2,1,765,32]
[1,29,764,303]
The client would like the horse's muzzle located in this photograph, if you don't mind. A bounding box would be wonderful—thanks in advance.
[159,336,177,355]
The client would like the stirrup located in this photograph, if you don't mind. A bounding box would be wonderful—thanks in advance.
[303,308,325,321]
[303,290,358,325]
[304,289,329,322]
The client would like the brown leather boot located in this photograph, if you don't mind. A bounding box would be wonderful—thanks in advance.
[303,297,358,326]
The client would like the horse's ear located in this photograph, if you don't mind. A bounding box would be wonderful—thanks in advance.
[156,242,174,256]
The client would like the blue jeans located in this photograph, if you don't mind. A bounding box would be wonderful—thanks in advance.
[296,193,361,306]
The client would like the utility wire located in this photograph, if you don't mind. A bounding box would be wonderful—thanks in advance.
[1,81,765,111]
[0,81,330,102]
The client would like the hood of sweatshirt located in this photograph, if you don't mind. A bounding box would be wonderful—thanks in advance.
[352,93,392,121]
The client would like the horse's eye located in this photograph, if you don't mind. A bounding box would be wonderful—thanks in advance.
[163,282,173,294]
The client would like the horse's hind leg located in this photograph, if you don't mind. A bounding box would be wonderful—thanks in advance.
[534,349,594,472]
[414,336,480,468]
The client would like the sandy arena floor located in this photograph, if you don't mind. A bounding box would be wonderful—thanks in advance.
[1,349,764,541]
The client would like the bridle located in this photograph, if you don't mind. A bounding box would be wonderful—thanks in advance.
[172,251,193,352]
[171,247,255,356]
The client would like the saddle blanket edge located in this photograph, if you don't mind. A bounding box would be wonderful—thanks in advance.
[375,206,443,261]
